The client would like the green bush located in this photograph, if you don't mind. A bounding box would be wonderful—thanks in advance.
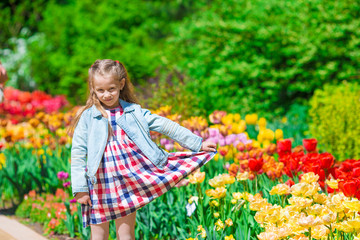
[308,81,360,160]
[167,0,360,116]
[139,67,206,118]
[26,0,202,105]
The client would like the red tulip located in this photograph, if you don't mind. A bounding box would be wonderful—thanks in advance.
[277,139,292,152]
[338,180,357,197]
[285,179,295,187]
[277,139,292,157]
[319,153,334,169]
[248,158,263,172]
[303,138,317,152]
[283,167,293,178]
[353,167,360,178]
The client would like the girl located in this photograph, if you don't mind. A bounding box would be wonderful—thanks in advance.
[69,59,217,240]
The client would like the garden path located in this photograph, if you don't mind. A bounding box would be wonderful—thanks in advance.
[0,215,48,240]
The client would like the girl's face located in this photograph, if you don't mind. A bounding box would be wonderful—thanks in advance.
[93,76,125,109]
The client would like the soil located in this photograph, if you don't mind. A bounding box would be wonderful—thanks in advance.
[0,200,80,240]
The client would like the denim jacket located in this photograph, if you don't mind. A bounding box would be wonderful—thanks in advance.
[71,99,203,197]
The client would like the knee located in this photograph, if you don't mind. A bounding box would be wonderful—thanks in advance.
[91,231,109,240]
[117,234,134,240]
[91,234,109,240]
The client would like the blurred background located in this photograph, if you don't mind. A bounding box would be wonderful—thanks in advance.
[1,0,360,155]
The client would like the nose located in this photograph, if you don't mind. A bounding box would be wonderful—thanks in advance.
[103,91,111,99]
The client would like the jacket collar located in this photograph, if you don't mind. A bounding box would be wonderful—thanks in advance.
[90,99,135,118]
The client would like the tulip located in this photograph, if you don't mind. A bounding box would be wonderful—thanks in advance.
[285,179,295,187]
[277,139,292,154]
[275,129,283,140]
[209,110,227,124]
[319,152,334,169]
[303,138,317,152]
[245,113,258,125]
[57,171,69,180]
[218,146,229,156]
[165,143,174,151]
[63,181,71,188]
[160,138,169,146]
[338,180,358,198]
[208,128,220,138]
[248,158,263,172]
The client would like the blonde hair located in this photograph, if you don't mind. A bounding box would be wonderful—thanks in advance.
[67,59,139,138]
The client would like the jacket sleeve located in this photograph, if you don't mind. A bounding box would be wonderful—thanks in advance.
[141,108,203,152]
[70,111,89,197]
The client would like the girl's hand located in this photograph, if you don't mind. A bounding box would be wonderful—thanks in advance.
[201,141,217,152]
[75,192,92,206]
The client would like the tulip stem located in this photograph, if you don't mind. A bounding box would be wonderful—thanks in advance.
[309,227,311,240]
[255,174,258,193]
[196,183,204,226]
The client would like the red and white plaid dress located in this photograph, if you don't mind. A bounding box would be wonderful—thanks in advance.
[81,105,216,228]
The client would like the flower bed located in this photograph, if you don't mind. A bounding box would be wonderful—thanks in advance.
[1,88,359,239]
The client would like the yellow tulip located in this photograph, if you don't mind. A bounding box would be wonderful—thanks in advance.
[321,212,336,225]
[233,113,241,122]
[37,149,45,155]
[209,200,219,207]
[201,230,206,238]
[298,215,322,228]
[252,140,261,149]
[236,171,249,181]
[258,117,267,128]
[263,129,275,141]
[188,170,205,184]
[215,219,225,231]
[222,173,235,185]
[270,184,290,195]
[257,232,279,240]
[313,193,328,204]
[291,182,320,197]
[250,198,271,211]
[205,187,227,199]
[209,175,225,188]
[225,218,233,227]
[275,129,283,140]
[213,187,227,199]
[213,212,220,218]
[245,114,258,125]
[225,235,235,240]
[0,153,6,169]
[299,172,319,184]
[343,199,360,212]
[312,225,329,239]
[325,179,338,190]
[288,196,313,209]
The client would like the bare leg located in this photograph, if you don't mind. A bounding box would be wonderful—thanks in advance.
[90,221,110,240]
[115,211,137,240]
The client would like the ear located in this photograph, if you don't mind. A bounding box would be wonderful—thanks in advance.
[120,78,126,90]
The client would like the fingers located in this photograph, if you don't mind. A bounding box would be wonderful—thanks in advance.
[204,146,217,152]
[87,198,92,206]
